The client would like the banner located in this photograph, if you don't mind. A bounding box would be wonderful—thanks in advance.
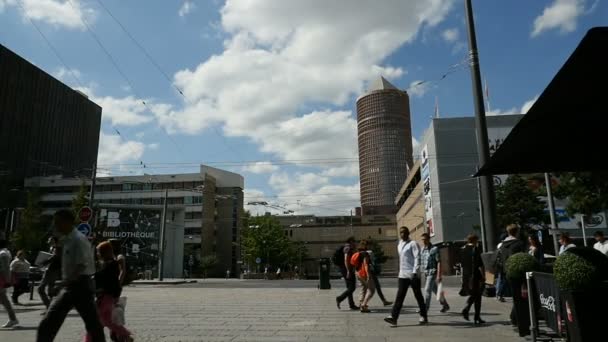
[532,272,562,334]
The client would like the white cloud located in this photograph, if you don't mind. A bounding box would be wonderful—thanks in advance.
[320,164,359,178]
[53,66,81,82]
[531,0,585,37]
[441,28,459,42]
[135,132,145,139]
[75,87,154,127]
[97,131,145,170]
[242,162,279,174]
[148,143,160,150]
[486,107,518,116]
[156,0,455,164]
[521,95,539,114]
[178,1,196,17]
[0,0,95,30]
[408,80,431,98]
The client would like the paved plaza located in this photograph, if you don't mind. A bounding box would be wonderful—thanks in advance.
[1,279,526,342]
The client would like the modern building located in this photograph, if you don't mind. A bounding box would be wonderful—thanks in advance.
[357,76,413,215]
[395,114,525,246]
[24,165,244,278]
[272,214,399,276]
[0,44,101,213]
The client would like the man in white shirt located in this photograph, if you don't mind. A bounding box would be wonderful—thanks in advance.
[384,227,427,326]
[37,210,105,342]
[593,231,608,256]
[0,237,18,328]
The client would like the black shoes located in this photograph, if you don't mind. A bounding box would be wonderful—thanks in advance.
[349,306,360,311]
[383,301,393,306]
[440,304,450,313]
[384,316,397,326]
[462,308,470,321]
[419,316,428,325]
[335,297,341,310]
[474,317,486,325]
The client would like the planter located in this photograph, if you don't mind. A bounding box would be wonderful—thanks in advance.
[562,282,608,342]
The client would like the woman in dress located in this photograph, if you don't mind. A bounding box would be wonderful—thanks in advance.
[460,234,485,325]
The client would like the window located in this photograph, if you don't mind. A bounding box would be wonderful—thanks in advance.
[184,196,193,205]
[378,228,382,235]
[290,230,293,237]
[143,183,152,191]
[122,184,132,191]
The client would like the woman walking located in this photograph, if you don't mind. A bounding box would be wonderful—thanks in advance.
[352,240,375,313]
[460,234,485,325]
[528,234,544,265]
[10,250,30,305]
[86,241,133,342]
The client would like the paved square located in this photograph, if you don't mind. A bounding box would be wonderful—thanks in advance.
[1,280,525,341]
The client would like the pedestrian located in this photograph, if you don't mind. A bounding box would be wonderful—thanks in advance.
[593,231,608,256]
[558,232,576,255]
[420,233,450,313]
[264,266,269,280]
[494,225,525,302]
[335,237,359,311]
[495,233,508,302]
[276,267,282,280]
[10,250,30,305]
[85,241,134,342]
[109,239,127,285]
[351,240,374,313]
[0,237,18,328]
[226,269,230,279]
[38,237,62,311]
[37,209,105,342]
[366,248,392,306]
[459,234,485,325]
[384,227,427,326]
[528,234,544,264]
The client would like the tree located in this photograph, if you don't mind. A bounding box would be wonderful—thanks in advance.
[71,181,89,219]
[11,191,45,254]
[200,255,218,278]
[554,172,608,217]
[495,175,548,231]
[241,216,295,268]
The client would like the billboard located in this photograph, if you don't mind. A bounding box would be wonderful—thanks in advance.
[421,145,434,237]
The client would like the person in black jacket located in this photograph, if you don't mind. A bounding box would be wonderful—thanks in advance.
[38,237,61,310]
[460,234,485,325]
[84,241,133,342]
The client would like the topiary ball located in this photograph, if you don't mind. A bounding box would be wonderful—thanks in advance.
[505,252,539,281]
[554,247,608,291]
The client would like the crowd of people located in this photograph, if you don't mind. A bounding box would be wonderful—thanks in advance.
[0,209,134,342]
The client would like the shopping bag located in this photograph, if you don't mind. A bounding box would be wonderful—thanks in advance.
[111,297,127,325]
[437,280,445,302]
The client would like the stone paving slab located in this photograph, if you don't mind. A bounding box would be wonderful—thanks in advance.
[1,284,527,341]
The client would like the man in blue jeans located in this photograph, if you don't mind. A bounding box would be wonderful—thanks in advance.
[335,237,358,310]
[420,233,449,313]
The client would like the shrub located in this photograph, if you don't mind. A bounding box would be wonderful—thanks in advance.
[554,247,608,291]
[505,253,539,281]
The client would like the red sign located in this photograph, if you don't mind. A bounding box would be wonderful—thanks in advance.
[79,206,93,222]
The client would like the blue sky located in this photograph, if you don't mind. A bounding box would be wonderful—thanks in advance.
[1,0,605,215]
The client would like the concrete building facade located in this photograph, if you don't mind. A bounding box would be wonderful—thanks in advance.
[24,165,244,278]
[0,44,101,214]
[356,77,413,216]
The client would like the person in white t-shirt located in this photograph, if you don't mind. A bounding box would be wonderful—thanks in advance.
[36,209,105,342]
[559,233,576,255]
[593,231,608,256]
[0,238,18,328]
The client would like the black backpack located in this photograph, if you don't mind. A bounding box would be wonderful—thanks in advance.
[332,246,345,267]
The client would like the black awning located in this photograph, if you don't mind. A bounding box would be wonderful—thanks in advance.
[476,27,608,176]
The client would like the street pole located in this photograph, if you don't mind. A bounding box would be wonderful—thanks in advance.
[476,172,487,252]
[89,162,97,208]
[465,0,498,251]
[580,215,588,247]
[158,189,168,281]
[545,173,560,254]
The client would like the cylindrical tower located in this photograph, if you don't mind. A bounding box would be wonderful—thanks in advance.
[356,77,413,215]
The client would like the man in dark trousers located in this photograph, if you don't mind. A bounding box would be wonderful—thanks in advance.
[335,237,358,310]
[384,227,427,326]
[37,210,105,342]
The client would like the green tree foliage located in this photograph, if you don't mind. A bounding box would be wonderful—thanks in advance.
[554,172,608,217]
[200,255,218,278]
[496,175,548,230]
[241,216,304,268]
[71,181,89,220]
[11,191,45,254]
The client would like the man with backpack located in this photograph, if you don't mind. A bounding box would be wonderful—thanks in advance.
[335,237,358,311]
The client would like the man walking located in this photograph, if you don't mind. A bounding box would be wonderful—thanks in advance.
[38,237,61,311]
[593,231,608,256]
[335,237,358,310]
[420,233,449,313]
[384,227,427,325]
[0,236,18,328]
[37,210,105,342]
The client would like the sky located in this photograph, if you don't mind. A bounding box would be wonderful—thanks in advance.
[1,0,606,216]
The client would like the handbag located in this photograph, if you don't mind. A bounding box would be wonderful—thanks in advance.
[436,280,445,302]
[111,297,127,325]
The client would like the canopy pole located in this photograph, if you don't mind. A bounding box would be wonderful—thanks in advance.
[544,173,560,255]
[466,0,498,251]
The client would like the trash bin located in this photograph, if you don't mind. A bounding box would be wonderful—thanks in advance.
[318,258,331,290]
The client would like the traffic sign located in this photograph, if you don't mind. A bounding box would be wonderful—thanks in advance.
[77,223,92,237]
[79,206,93,222]
[255,257,262,264]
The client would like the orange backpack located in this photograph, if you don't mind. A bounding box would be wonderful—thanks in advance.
[350,251,366,270]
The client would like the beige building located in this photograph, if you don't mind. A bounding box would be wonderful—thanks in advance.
[394,160,426,241]
[274,215,399,276]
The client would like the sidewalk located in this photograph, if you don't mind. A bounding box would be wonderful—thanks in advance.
[0,283,525,341]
